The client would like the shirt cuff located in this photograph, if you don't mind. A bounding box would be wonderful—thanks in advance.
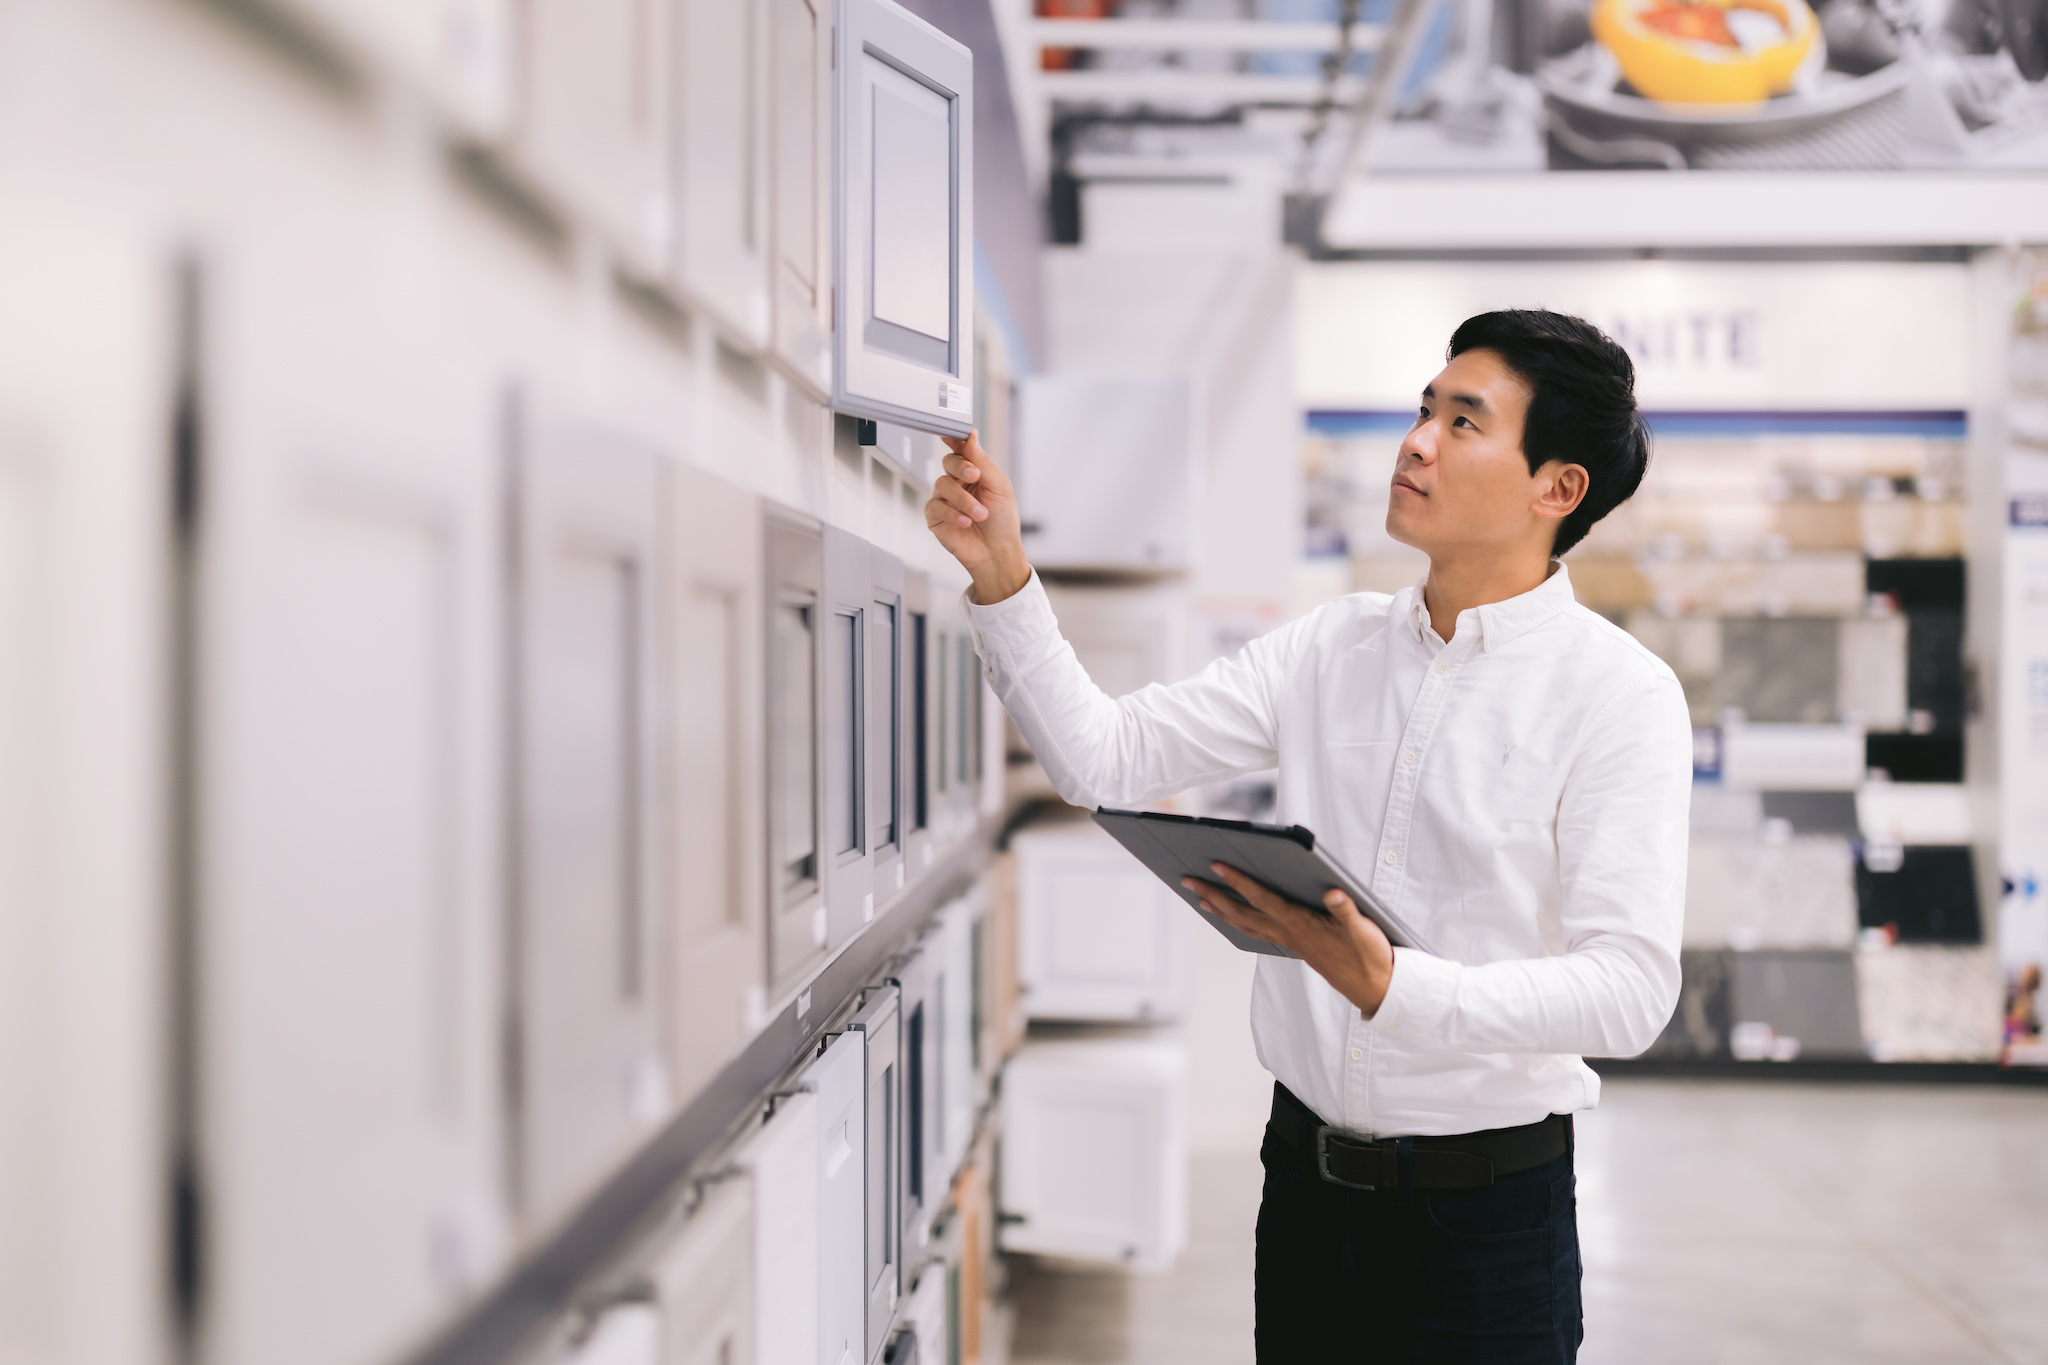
[962,568,1056,674]
[1369,947,1460,1040]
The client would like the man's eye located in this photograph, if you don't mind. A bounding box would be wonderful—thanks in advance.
[1452,415,1473,429]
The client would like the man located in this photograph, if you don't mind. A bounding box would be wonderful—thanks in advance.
[928,309,1691,1362]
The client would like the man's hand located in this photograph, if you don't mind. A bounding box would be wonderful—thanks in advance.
[1182,864,1396,1016]
[927,431,1032,605]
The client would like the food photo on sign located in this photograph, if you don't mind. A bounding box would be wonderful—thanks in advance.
[1346,0,2048,169]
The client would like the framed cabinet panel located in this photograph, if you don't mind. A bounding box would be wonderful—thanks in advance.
[847,987,902,1365]
[830,0,974,437]
[901,570,931,878]
[674,0,773,345]
[510,416,667,1231]
[517,0,671,271]
[771,0,834,395]
[665,465,765,1107]
[886,940,941,1253]
[652,1173,755,1365]
[736,1092,818,1365]
[822,526,874,945]
[201,249,507,1365]
[766,509,827,995]
[809,1033,865,1365]
[869,548,906,905]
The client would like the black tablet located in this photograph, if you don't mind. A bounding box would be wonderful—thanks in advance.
[1092,807,1439,959]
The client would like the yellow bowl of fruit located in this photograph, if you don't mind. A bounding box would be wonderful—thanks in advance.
[1591,0,1821,104]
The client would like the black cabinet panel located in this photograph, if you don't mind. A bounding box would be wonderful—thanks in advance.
[1863,733,1964,782]
[1866,557,1964,609]
[1854,844,1981,943]
[1905,609,1966,733]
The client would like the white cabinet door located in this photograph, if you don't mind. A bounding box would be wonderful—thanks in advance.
[666,465,766,1106]
[847,988,902,1365]
[653,1174,755,1365]
[831,0,975,437]
[887,941,941,1251]
[674,0,773,345]
[201,245,508,1365]
[766,510,828,996]
[268,0,510,134]
[736,1092,817,1365]
[998,1037,1188,1272]
[935,894,978,1191]
[0,212,167,1365]
[518,0,670,270]
[1014,823,1186,1023]
[809,1033,865,1365]
[823,526,874,945]
[511,417,667,1230]
[771,0,834,395]
[869,548,907,904]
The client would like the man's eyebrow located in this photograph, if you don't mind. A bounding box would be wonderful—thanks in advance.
[1419,384,1489,416]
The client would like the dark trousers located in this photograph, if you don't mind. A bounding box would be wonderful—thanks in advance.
[1255,1086,1584,1364]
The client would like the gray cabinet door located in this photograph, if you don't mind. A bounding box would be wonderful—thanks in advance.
[772,0,834,395]
[810,1032,866,1365]
[831,0,974,437]
[510,414,667,1230]
[848,987,902,1365]
[823,525,874,946]
[901,570,931,878]
[674,0,773,345]
[665,464,766,1107]
[869,547,906,904]
[766,510,828,995]
[517,0,671,269]
[199,251,508,1365]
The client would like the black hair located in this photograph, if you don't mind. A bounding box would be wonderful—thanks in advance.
[1446,309,1651,557]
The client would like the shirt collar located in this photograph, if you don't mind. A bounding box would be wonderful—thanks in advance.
[1406,561,1577,652]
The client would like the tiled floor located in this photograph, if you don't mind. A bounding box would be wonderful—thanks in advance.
[1001,1079,2048,1364]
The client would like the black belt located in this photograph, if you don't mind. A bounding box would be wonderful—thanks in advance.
[1269,1082,1570,1192]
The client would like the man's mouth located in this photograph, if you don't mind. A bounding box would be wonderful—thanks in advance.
[1392,474,1427,497]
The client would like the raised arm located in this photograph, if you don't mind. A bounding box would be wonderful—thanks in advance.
[927,433,1293,807]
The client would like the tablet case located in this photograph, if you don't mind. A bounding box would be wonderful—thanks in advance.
[1091,808,1438,959]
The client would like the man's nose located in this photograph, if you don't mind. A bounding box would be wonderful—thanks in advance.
[1402,421,1437,463]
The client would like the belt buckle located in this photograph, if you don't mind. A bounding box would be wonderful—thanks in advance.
[1314,1125,1378,1191]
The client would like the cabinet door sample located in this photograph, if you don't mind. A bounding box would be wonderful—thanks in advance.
[0,215,167,1365]
[266,0,510,133]
[736,1092,818,1365]
[823,526,874,944]
[809,1033,866,1365]
[518,0,670,269]
[199,247,511,1364]
[901,570,931,878]
[666,465,765,1106]
[1014,823,1186,1023]
[887,941,941,1252]
[998,1037,1189,1272]
[832,0,975,437]
[847,986,902,1364]
[674,0,773,345]
[771,0,834,394]
[869,548,906,904]
[766,510,827,995]
[652,1173,756,1365]
[511,418,667,1230]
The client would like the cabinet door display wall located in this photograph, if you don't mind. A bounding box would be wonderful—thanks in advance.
[666,466,766,1104]
[831,0,975,437]
[510,418,667,1231]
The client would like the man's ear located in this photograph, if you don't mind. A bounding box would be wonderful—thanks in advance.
[1533,460,1589,523]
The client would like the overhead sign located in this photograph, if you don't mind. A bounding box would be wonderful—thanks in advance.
[1294,258,1975,410]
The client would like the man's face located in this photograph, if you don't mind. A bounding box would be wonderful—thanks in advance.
[1384,348,1564,559]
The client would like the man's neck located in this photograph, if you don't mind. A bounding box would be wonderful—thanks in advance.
[1421,550,1556,643]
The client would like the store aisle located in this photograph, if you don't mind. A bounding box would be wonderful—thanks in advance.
[1001,1080,2048,1365]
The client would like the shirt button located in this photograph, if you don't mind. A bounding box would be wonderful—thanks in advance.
[1435,660,1451,675]
[1402,750,1416,765]
[1383,851,1397,866]
[1351,1047,1362,1060]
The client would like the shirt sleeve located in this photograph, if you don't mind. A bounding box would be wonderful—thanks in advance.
[964,571,1305,808]
[1370,672,1691,1059]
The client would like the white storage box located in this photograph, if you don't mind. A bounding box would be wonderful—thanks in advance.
[998,1035,1188,1272]
[1013,823,1186,1023]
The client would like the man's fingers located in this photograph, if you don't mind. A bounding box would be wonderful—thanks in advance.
[941,450,981,485]
[931,474,988,521]
[1209,863,1297,917]
[925,497,974,532]
[1200,894,1282,945]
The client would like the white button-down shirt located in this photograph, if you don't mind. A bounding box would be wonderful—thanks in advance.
[966,564,1693,1138]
